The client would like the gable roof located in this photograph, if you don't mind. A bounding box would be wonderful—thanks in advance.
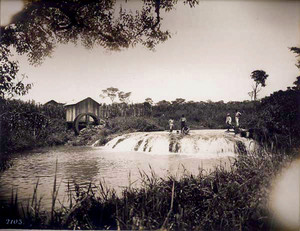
[64,97,101,106]
[44,100,64,105]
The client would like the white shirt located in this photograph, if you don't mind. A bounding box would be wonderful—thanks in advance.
[235,111,241,118]
[226,116,232,124]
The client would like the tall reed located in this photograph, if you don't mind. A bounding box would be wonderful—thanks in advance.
[0,146,297,230]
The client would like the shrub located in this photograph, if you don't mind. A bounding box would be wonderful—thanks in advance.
[251,89,300,151]
[107,117,164,133]
[0,99,68,158]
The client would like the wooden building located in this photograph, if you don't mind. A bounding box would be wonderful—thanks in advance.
[65,97,101,122]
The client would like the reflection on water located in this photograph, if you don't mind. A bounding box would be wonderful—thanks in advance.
[0,145,232,210]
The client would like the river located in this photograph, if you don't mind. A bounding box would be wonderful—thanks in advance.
[0,130,253,210]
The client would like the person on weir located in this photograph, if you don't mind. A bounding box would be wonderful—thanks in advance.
[235,110,242,127]
[169,118,174,132]
[180,115,187,134]
[225,113,232,132]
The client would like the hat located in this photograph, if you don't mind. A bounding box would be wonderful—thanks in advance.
[227,113,230,115]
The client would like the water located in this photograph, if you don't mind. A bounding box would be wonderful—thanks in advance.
[104,130,255,157]
[0,130,254,210]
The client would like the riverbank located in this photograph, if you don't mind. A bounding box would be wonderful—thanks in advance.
[0,146,298,230]
[0,114,165,171]
[0,128,74,172]
[66,116,165,147]
[0,99,76,171]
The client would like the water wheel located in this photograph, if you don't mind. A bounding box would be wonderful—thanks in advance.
[73,113,100,135]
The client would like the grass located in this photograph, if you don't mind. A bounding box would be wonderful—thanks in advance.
[0,146,297,230]
[68,116,165,147]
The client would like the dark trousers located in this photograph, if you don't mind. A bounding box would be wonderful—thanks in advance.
[226,123,232,130]
[181,122,186,133]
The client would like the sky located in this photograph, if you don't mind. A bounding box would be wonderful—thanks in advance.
[1,0,300,104]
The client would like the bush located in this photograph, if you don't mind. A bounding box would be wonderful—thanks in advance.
[67,117,165,147]
[0,99,68,158]
[251,89,300,151]
[107,117,164,132]
[151,101,257,130]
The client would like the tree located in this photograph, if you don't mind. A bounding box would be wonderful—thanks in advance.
[257,89,300,148]
[0,0,198,97]
[145,98,154,105]
[250,70,268,101]
[118,91,131,104]
[290,47,300,91]
[100,87,119,103]
[172,98,185,104]
[187,100,196,104]
[0,45,32,99]
[290,47,300,69]
[156,100,171,106]
[248,91,254,101]
[292,76,300,90]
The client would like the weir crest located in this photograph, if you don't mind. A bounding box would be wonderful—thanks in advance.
[103,130,256,158]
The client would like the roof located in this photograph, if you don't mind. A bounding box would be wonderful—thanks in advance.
[64,97,101,106]
[44,100,64,105]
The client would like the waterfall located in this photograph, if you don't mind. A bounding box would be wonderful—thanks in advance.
[104,130,256,158]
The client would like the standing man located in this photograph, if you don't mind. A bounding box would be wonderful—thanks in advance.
[235,110,242,127]
[225,113,232,132]
[180,114,187,134]
[169,118,174,132]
